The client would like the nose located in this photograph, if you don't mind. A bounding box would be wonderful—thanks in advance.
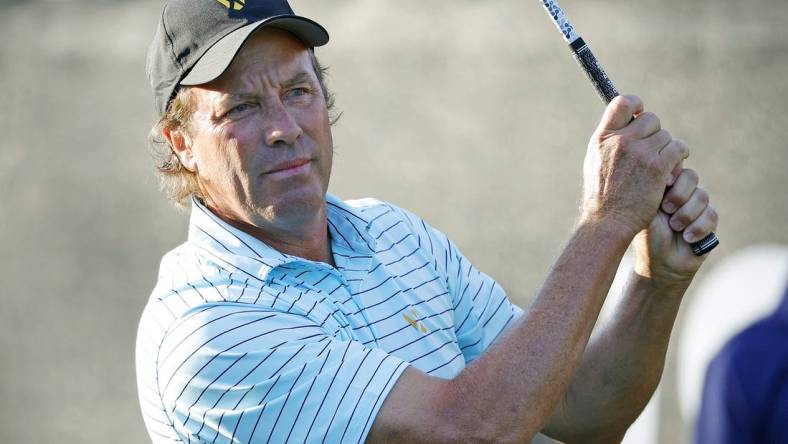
[263,101,302,147]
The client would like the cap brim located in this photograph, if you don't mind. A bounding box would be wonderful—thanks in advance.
[180,15,328,86]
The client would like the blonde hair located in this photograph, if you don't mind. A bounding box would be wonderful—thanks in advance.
[148,51,338,207]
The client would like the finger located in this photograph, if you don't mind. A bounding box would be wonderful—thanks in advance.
[598,94,644,132]
[682,204,719,243]
[626,111,661,139]
[669,187,709,232]
[642,128,672,154]
[658,138,690,177]
[668,160,684,187]
[662,168,699,214]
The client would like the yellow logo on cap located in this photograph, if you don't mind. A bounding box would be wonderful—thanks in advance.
[216,0,244,11]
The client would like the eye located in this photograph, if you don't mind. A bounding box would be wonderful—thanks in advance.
[218,101,259,121]
[285,87,312,99]
[226,102,255,116]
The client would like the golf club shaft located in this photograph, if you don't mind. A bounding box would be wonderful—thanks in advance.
[539,0,719,256]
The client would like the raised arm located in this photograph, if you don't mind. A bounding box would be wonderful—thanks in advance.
[368,95,689,443]
[542,110,718,443]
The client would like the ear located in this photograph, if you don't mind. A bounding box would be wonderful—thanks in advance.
[163,127,197,172]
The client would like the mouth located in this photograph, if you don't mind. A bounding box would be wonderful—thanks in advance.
[265,158,312,177]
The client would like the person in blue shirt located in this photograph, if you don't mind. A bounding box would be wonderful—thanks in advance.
[137,0,720,442]
[696,284,788,444]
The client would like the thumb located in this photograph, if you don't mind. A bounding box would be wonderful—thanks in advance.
[597,94,644,133]
[637,211,674,257]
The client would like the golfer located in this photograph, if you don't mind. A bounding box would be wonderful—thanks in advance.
[135,0,719,442]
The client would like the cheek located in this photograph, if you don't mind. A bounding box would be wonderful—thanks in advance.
[308,107,333,173]
[210,123,262,173]
[301,103,333,145]
[224,120,261,147]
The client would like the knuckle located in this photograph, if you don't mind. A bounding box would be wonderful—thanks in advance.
[610,96,630,115]
[665,192,683,207]
[611,95,628,108]
[622,93,639,102]
[620,94,640,108]
[677,138,690,154]
[642,111,660,126]
[682,168,699,185]
[660,129,672,140]
[672,212,691,227]
[613,94,643,117]
[707,205,719,222]
[695,187,709,205]
[654,129,671,145]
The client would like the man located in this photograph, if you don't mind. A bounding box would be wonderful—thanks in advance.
[136,0,719,442]
[695,284,788,444]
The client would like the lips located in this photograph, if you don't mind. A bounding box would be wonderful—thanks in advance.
[265,158,312,175]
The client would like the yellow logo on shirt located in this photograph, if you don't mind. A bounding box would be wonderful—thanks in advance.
[403,309,428,333]
[215,0,244,11]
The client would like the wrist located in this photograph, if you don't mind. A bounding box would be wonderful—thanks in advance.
[576,210,641,243]
[573,215,637,254]
[631,264,694,295]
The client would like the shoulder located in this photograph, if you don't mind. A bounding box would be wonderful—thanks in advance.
[140,241,255,334]
[346,197,412,222]
[706,316,788,401]
[717,316,788,362]
[343,197,435,234]
[342,197,452,253]
[154,241,233,299]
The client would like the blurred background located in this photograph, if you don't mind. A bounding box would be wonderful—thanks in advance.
[1,0,786,442]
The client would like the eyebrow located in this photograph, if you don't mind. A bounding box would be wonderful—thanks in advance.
[280,71,316,89]
[224,71,316,101]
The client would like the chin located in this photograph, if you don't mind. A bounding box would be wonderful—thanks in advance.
[255,185,326,225]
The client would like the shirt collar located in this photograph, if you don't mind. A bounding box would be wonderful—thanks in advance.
[188,197,294,281]
[325,193,378,255]
[187,193,377,281]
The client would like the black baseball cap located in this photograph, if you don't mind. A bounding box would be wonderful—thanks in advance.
[146,0,329,117]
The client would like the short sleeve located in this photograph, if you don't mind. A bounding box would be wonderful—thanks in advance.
[395,207,523,363]
[447,245,524,363]
[156,303,409,444]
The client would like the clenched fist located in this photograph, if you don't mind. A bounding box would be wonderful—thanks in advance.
[580,94,718,282]
[580,95,689,238]
[633,164,719,282]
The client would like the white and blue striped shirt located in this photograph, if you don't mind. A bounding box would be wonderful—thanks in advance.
[136,194,522,443]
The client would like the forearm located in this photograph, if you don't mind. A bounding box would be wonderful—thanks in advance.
[546,269,692,442]
[370,96,699,443]
[444,221,632,442]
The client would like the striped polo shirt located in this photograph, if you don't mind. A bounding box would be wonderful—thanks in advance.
[136,194,523,443]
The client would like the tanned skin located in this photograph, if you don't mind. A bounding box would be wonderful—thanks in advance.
[368,96,717,443]
[166,30,718,443]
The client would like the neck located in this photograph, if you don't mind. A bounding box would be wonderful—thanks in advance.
[208,202,335,266]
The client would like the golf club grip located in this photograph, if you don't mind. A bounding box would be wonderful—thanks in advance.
[568,38,719,256]
[570,38,619,102]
